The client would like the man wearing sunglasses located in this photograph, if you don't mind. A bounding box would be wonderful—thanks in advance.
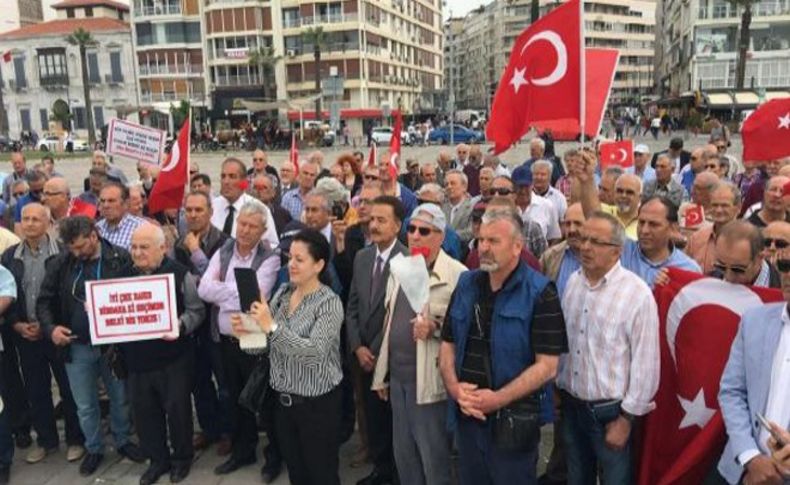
[488,177,548,258]
[709,221,781,288]
[762,221,790,266]
[2,152,35,205]
[685,183,740,274]
[13,171,48,231]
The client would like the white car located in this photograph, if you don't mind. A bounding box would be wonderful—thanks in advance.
[370,126,409,145]
[37,135,60,152]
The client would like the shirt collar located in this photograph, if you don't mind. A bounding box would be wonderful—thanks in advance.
[375,238,398,263]
[321,223,332,243]
[582,261,622,290]
[233,241,260,261]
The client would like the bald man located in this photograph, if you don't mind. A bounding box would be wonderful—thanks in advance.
[748,176,790,228]
[41,177,71,222]
[247,150,280,193]
[122,223,204,485]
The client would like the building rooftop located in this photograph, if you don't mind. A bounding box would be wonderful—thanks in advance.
[50,0,129,11]
[0,17,129,39]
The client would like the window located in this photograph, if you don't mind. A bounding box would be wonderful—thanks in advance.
[73,107,86,130]
[37,49,68,85]
[185,22,201,43]
[85,6,93,17]
[110,51,123,82]
[13,57,26,88]
[20,109,31,132]
[66,7,74,17]
[39,109,48,131]
[93,107,104,128]
[87,52,100,83]
[136,23,153,45]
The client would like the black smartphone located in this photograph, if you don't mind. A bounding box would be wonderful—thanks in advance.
[234,268,259,312]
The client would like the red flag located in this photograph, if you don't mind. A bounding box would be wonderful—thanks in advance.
[533,48,619,141]
[148,118,190,214]
[682,204,705,229]
[290,132,299,176]
[2,51,11,63]
[637,269,783,485]
[388,111,402,180]
[599,140,634,169]
[742,99,790,162]
[485,0,582,154]
[367,143,378,168]
[67,198,97,218]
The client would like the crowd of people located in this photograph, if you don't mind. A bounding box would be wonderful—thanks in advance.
[0,132,788,485]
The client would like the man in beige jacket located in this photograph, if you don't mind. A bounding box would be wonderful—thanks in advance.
[372,203,466,485]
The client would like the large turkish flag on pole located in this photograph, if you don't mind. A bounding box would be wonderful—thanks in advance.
[388,110,402,180]
[742,98,790,162]
[637,269,783,485]
[148,117,190,214]
[486,0,583,154]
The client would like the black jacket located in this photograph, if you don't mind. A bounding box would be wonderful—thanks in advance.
[1,236,62,325]
[36,238,133,341]
[651,149,692,170]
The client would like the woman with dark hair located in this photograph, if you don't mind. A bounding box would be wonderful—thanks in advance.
[231,228,344,485]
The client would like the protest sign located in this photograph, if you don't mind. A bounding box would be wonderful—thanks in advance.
[106,118,166,165]
[86,274,179,345]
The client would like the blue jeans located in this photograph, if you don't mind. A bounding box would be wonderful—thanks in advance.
[0,353,14,467]
[456,416,538,485]
[561,395,632,485]
[64,343,132,454]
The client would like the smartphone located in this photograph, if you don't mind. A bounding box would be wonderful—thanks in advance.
[756,413,788,448]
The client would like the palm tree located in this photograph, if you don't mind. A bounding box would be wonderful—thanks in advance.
[247,45,282,101]
[531,0,540,22]
[66,28,98,145]
[729,0,755,90]
[302,26,327,123]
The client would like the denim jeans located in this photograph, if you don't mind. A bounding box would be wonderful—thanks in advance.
[456,415,538,485]
[0,353,14,467]
[561,396,632,485]
[64,343,132,454]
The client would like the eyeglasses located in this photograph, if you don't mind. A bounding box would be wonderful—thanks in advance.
[13,191,27,197]
[359,197,374,206]
[579,236,620,247]
[764,238,790,249]
[253,158,265,161]
[488,188,513,196]
[363,174,379,181]
[705,164,718,170]
[615,188,637,196]
[407,224,436,236]
[776,259,790,273]
[713,262,749,275]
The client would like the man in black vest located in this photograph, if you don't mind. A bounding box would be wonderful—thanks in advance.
[174,191,232,455]
[123,223,205,485]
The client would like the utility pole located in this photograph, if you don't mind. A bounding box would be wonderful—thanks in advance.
[0,67,7,137]
[448,11,455,146]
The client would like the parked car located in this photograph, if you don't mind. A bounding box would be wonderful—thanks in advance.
[370,126,410,145]
[428,124,484,144]
[71,138,90,151]
[0,136,21,152]
[304,121,336,146]
[38,134,60,152]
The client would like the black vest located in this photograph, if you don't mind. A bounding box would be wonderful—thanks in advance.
[120,257,192,373]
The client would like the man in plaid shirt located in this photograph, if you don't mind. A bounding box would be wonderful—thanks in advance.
[95,183,145,250]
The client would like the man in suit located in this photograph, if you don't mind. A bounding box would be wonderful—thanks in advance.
[650,137,691,175]
[717,260,790,484]
[443,170,474,243]
[346,195,408,485]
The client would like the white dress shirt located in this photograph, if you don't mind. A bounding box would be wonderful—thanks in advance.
[534,186,568,223]
[760,307,790,452]
[520,193,562,240]
[375,238,398,268]
[211,193,279,249]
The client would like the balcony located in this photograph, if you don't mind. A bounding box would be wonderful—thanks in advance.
[105,74,124,85]
[133,2,182,16]
[283,12,359,28]
[214,74,262,87]
[8,79,28,91]
[39,74,69,87]
[138,64,203,76]
[698,1,790,19]
[141,91,205,103]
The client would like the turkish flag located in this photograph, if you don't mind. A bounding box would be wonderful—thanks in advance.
[2,51,11,63]
[742,99,790,162]
[289,132,299,176]
[486,0,582,154]
[367,143,378,168]
[67,198,97,219]
[637,269,783,485]
[148,118,190,214]
[599,140,634,169]
[682,204,705,229]
[388,111,402,180]
[533,48,619,141]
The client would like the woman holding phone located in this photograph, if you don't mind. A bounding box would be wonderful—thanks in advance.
[231,228,344,485]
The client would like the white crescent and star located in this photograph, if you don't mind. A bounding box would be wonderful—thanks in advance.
[678,389,716,429]
[509,30,568,94]
[779,112,790,130]
[616,148,628,163]
[160,141,180,172]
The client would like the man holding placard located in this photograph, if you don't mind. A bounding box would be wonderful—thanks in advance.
[122,223,205,485]
[36,216,145,476]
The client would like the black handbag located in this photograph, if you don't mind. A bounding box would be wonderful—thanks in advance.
[492,396,542,453]
[239,357,270,414]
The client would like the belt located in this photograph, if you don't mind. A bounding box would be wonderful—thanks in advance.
[219,334,239,344]
[560,390,622,410]
[277,388,338,408]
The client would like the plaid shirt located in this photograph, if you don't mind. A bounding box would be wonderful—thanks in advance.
[555,175,573,201]
[96,214,145,250]
[280,188,305,221]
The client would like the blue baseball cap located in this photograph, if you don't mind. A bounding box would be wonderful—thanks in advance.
[511,165,533,186]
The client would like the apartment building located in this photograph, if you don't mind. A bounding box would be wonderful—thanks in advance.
[0,0,138,139]
[655,0,790,111]
[445,0,657,110]
[0,0,46,35]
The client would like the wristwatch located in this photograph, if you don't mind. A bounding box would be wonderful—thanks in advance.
[267,322,279,335]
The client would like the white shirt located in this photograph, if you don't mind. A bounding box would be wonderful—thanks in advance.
[519,193,562,240]
[320,223,332,244]
[534,186,568,223]
[210,193,279,249]
[375,238,397,268]
[761,307,790,452]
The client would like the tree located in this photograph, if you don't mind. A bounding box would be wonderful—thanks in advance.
[531,0,540,22]
[729,0,755,91]
[247,45,282,102]
[302,26,327,123]
[66,28,98,145]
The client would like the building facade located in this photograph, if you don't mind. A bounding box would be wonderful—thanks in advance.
[445,0,657,110]
[656,0,790,103]
[0,0,45,35]
[0,0,138,139]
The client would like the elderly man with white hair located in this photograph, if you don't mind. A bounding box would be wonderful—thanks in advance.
[517,137,566,186]
[531,160,567,223]
[121,223,205,485]
[198,199,281,476]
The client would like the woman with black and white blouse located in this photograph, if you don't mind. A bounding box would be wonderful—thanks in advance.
[231,228,344,485]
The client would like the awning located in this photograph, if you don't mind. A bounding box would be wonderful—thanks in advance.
[240,94,322,113]
[705,93,733,107]
[733,92,760,106]
[286,108,402,121]
[765,91,790,100]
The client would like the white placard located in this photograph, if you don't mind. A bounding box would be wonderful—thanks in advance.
[86,274,179,345]
[106,118,166,165]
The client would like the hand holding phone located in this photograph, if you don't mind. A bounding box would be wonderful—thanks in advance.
[757,413,788,448]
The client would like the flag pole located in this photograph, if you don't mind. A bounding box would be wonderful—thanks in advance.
[186,105,192,194]
[579,0,586,149]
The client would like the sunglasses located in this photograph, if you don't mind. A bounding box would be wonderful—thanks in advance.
[13,191,26,197]
[488,188,513,196]
[363,174,379,181]
[777,259,790,273]
[407,224,436,236]
[615,188,637,196]
[764,238,790,249]
[713,262,749,275]
[253,158,265,161]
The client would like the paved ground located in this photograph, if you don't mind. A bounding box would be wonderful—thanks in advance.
[3,130,741,196]
[2,130,739,484]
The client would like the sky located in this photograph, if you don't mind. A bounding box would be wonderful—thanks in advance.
[444,0,490,17]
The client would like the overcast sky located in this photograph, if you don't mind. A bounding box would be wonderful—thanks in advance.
[444,0,490,16]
